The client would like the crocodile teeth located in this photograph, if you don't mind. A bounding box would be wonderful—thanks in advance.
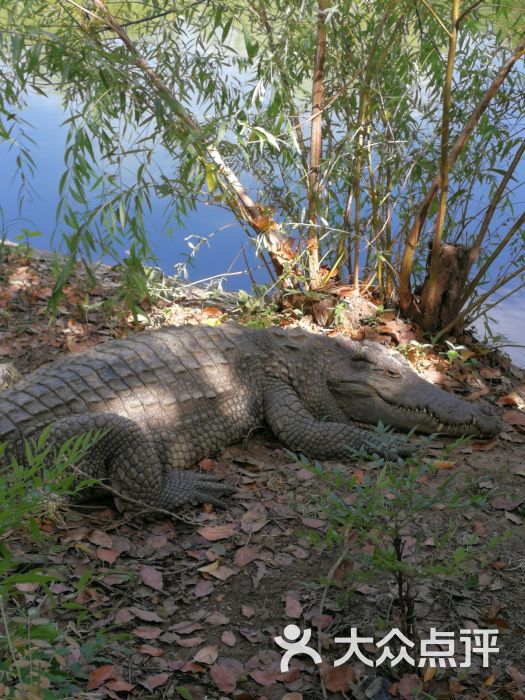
[438,423,444,431]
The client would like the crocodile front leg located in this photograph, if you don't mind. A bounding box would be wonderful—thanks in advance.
[263,379,412,459]
[39,413,235,514]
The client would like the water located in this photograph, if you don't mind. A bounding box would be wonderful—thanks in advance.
[0,93,267,290]
[1,92,524,368]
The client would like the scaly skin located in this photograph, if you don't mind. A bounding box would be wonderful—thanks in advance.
[0,323,500,516]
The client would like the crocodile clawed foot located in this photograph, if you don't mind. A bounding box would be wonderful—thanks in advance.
[193,478,237,509]
[387,440,415,459]
[363,434,416,460]
[160,469,237,511]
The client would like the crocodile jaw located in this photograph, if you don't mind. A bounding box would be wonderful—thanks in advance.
[378,397,500,436]
[329,381,501,437]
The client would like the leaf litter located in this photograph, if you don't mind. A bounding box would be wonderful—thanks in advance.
[1,248,524,698]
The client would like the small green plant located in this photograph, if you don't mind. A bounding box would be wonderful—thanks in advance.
[0,430,110,698]
[14,229,42,258]
[236,289,281,327]
[333,301,346,326]
[299,444,505,672]
[397,339,433,360]
[360,304,394,328]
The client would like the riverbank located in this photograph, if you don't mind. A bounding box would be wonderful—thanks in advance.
[1,241,525,698]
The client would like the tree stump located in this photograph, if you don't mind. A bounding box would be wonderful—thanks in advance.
[418,243,471,332]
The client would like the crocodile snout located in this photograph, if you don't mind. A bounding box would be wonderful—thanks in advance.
[475,403,501,436]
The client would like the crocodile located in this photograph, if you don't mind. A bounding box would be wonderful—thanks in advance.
[0,323,500,515]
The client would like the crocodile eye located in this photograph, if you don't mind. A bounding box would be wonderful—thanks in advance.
[387,370,400,378]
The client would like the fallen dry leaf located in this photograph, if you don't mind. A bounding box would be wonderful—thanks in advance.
[138,645,164,657]
[198,525,236,541]
[505,511,523,524]
[140,673,170,691]
[241,605,255,618]
[129,607,163,623]
[250,668,282,686]
[171,621,203,634]
[448,679,466,694]
[194,644,219,665]
[506,665,525,684]
[198,560,220,573]
[176,636,204,648]
[202,306,224,318]
[480,367,501,379]
[139,564,163,591]
[114,608,134,625]
[320,662,356,692]
[285,591,302,619]
[132,626,161,640]
[221,630,236,647]
[302,517,326,529]
[97,547,118,564]
[503,410,525,427]
[194,580,214,598]
[484,673,496,687]
[106,680,135,692]
[498,392,522,407]
[493,497,523,511]
[234,545,260,567]
[210,662,238,694]
[310,613,333,629]
[431,460,456,470]
[379,318,416,345]
[423,666,437,682]
[399,673,423,699]
[472,439,498,451]
[209,565,236,581]
[241,504,268,533]
[88,530,113,548]
[207,611,229,625]
[87,665,117,691]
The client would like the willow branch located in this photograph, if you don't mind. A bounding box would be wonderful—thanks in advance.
[463,139,525,283]
[76,0,293,281]
[438,262,525,338]
[459,209,525,307]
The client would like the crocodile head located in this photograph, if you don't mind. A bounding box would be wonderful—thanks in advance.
[325,338,500,437]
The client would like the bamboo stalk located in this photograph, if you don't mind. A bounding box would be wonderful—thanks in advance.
[351,0,398,293]
[418,0,452,37]
[339,183,353,276]
[306,0,328,289]
[419,0,460,329]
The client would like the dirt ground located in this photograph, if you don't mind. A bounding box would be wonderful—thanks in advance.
[1,248,524,700]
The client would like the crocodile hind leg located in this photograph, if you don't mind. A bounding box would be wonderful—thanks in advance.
[43,413,235,515]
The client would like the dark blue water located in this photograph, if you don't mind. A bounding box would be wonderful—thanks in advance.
[1,93,524,366]
[0,93,267,291]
